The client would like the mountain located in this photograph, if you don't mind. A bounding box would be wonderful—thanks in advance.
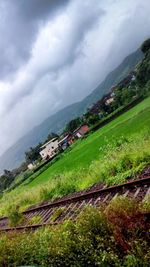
[0,49,143,172]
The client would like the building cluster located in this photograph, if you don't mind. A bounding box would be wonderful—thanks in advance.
[117,72,136,89]
[86,72,136,116]
[28,72,137,170]
[39,125,89,161]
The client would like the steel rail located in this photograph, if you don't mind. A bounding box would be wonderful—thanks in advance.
[23,175,150,213]
[0,175,149,232]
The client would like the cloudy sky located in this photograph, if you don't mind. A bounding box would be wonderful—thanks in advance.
[0,0,150,155]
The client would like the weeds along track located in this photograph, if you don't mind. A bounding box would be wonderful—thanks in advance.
[0,174,150,232]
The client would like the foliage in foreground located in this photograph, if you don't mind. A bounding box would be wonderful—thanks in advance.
[0,198,149,267]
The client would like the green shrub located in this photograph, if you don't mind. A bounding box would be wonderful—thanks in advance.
[0,201,150,266]
[8,206,24,227]
[123,254,139,267]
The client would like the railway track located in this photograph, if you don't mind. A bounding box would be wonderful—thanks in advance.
[0,175,150,232]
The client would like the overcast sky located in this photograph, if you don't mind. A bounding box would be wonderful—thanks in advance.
[0,0,150,155]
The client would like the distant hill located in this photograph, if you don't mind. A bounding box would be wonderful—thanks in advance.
[0,49,143,172]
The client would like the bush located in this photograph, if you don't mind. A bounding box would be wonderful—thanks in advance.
[0,201,150,266]
[8,206,24,227]
[105,197,149,253]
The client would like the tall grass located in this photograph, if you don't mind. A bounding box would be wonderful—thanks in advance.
[0,131,150,217]
[15,96,150,188]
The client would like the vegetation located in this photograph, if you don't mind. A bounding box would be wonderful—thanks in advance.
[65,117,82,133]
[0,198,149,266]
[21,96,150,186]
[0,170,15,193]
[141,38,150,53]
[7,206,24,227]
[0,162,28,193]
[0,95,149,216]
[25,143,42,164]
[137,38,150,86]
[0,116,150,216]
[28,215,42,225]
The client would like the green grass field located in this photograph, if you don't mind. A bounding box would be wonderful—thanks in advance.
[0,96,150,216]
[23,96,150,187]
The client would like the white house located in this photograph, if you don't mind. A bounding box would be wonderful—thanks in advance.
[28,163,35,170]
[39,138,59,160]
[105,97,114,105]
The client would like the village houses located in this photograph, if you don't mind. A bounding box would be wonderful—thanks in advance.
[39,125,90,161]
[39,137,59,160]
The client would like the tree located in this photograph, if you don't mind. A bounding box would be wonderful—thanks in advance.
[0,169,15,192]
[65,117,82,133]
[25,143,42,163]
[45,132,59,143]
[141,38,150,54]
[137,40,150,86]
[87,114,99,125]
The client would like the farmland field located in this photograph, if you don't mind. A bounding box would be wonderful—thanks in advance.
[24,96,150,187]
[0,96,150,216]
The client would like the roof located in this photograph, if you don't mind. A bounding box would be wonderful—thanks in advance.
[73,126,81,134]
[58,135,69,144]
[73,125,89,134]
[40,137,58,149]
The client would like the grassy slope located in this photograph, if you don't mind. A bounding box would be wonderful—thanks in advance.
[0,96,150,216]
[22,96,150,188]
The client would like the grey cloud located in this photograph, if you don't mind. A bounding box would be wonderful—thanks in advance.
[0,0,70,79]
[5,1,105,113]
[16,0,70,20]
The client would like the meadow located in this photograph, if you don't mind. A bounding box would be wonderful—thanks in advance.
[0,96,150,216]
[23,96,150,187]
